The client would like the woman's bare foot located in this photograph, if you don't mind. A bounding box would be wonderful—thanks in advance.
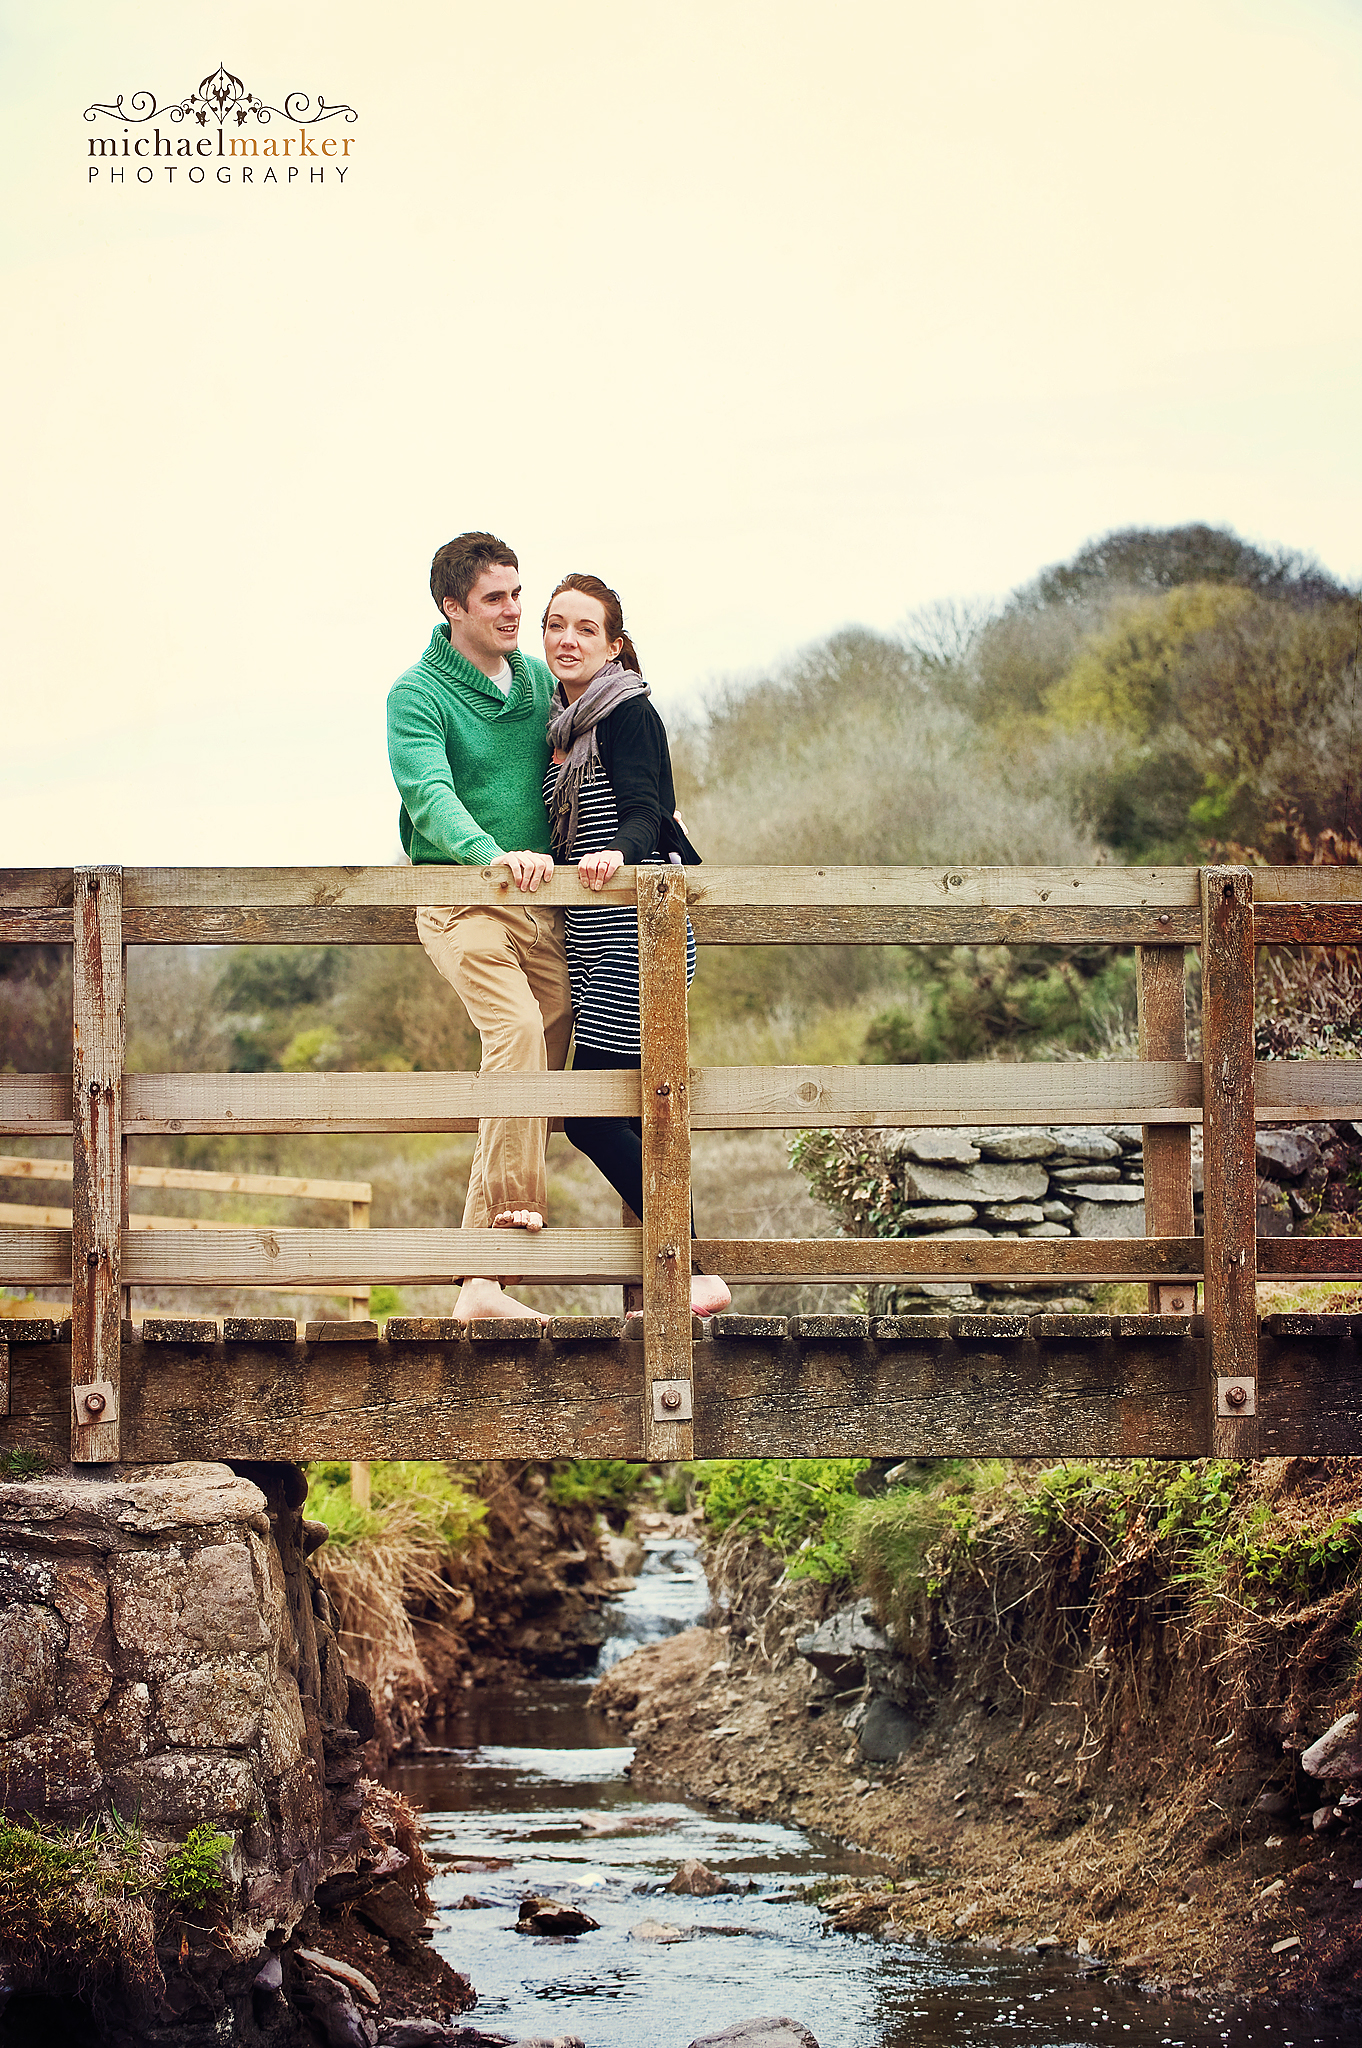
[453,1277,549,1324]
[690,1274,731,1318]
[492,1208,544,1232]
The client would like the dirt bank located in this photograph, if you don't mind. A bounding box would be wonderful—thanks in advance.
[594,1462,1362,2015]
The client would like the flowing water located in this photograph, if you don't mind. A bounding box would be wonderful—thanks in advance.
[386,1538,1351,2048]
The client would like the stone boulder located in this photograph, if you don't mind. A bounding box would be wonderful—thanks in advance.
[1301,1710,1362,1782]
[666,1856,740,1895]
[901,1160,1049,1205]
[515,1894,600,1936]
[1256,1130,1322,1181]
[687,2022,820,2048]
[795,1598,889,1688]
[858,1695,919,1762]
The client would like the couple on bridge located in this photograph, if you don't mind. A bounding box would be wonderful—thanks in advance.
[386,529,731,1325]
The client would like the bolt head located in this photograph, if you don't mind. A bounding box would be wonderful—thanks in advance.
[660,1388,682,1412]
[1225,1384,1249,1410]
[84,1391,105,1417]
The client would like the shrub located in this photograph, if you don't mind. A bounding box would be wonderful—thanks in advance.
[693,1459,870,1583]
[158,1824,234,1912]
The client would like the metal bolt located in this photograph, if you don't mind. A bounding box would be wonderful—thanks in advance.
[88,876,100,892]
[84,1391,106,1417]
[86,1248,101,1266]
[659,1388,683,1413]
[656,1082,671,1096]
[1225,1383,1249,1410]
[655,1245,679,1262]
[89,1081,100,1098]
[1169,1294,1187,1312]
[1158,913,1170,925]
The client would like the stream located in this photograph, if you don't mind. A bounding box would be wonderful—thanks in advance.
[386,1538,1349,2048]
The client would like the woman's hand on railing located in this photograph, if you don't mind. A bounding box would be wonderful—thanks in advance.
[490,850,555,892]
[579,850,624,893]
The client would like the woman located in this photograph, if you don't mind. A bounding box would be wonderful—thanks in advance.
[542,573,730,1319]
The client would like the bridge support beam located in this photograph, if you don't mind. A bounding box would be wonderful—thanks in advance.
[1201,867,1259,1456]
[70,866,125,1463]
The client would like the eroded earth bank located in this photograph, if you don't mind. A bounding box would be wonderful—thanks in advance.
[593,1458,1362,2019]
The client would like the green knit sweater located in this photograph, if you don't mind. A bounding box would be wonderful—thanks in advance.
[387,625,556,866]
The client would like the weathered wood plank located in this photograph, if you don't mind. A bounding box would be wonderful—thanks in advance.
[1201,867,1259,1456]
[1255,1064,1362,1118]
[1253,906,1362,945]
[637,867,694,1457]
[1257,1240,1362,1276]
[691,1238,1203,1281]
[692,1334,1210,1457]
[1251,868,1362,903]
[0,1076,72,1134]
[106,903,1214,945]
[0,1227,1209,1288]
[0,1158,370,1204]
[1137,946,1194,1312]
[70,868,124,1461]
[9,863,1209,911]
[115,1061,1209,1135]
[1,1323,1358,1462]
[3,1059,1338,1144]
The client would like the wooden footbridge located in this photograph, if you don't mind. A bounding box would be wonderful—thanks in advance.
[1,863,1360,1469]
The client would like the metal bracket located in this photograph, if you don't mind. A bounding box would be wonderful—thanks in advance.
[1158,1284,1198,1317]
[651,1378,693,1422]
[73,1379,118,1426]
[1216,1376,1256,1418]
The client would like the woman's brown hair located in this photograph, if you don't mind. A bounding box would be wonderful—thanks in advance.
[541,573,642,675]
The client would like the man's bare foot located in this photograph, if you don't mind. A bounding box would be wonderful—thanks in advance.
[691,1274,732,1317]
[454,1277,549,1324]
[492,1208,544,1232]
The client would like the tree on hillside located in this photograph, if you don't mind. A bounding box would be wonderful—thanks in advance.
[1029,523,1350,610]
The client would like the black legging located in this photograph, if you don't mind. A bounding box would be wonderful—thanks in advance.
[566,1042,696,1243]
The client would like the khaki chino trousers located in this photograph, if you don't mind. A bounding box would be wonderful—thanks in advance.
[416,904,573,1240]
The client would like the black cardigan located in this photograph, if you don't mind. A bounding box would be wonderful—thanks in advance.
[592,697,702,869]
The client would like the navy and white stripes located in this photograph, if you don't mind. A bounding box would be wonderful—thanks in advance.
[543,760,696,1056]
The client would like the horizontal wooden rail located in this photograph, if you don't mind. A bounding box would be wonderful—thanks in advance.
[2,1060,1359,1137]
[0,1225,1204,1287]
[2,863,1359,950]
[0,1156,370,1203]
[5,860,1362,910]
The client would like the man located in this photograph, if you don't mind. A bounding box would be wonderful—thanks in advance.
[387,532,572,1321]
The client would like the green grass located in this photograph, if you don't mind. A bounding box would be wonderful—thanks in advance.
[303,1460,486,1549]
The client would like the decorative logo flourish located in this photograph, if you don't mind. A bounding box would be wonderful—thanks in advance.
[85,61,357,129]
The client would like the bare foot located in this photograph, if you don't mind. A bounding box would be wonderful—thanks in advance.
[691,1274,731,1318]
[492,1208,544,1232]
[453,1278,549,1324]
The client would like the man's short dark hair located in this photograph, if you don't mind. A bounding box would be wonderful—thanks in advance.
[430,533,519,615]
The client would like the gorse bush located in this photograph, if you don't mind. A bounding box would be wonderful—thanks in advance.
[546,1460,648,1527]
[693,1459,870,1582]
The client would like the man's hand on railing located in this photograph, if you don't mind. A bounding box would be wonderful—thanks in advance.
[489,851,555,892]
[579,849,624,893]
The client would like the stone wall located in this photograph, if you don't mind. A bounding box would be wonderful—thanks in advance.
[876,1123,1146,1311]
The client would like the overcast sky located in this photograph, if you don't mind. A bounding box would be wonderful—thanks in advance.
[3,0,1360,867]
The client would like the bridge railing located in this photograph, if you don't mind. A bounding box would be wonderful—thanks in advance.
[1,862,1360,1463]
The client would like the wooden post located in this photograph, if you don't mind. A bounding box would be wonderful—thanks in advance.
[71,867,125,1462]
[1137,945,1196,1315]
[637,868,694,1459]
[1200,867,1259,1455]
[349,1197,371,1505]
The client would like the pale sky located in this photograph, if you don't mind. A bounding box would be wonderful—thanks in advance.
[3,0,1360,866]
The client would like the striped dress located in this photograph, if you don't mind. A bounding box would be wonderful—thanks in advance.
[543,758,696,1057]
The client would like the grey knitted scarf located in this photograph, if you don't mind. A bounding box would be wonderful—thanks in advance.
[545,658,651,857]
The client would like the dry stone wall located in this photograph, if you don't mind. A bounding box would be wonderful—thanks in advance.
[877,1123,1146,1310]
